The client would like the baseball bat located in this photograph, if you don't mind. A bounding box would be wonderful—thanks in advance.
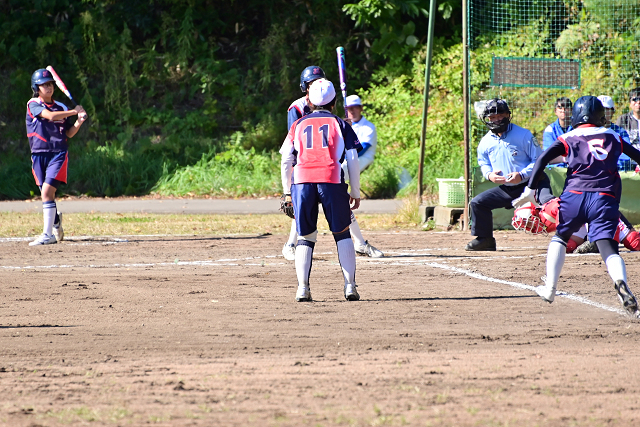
[336,46,348,118]
[46,65,88,120]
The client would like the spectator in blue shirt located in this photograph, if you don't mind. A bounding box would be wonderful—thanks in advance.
[542,97,573,167]
[598,95,632,169]
[466,99,554,251]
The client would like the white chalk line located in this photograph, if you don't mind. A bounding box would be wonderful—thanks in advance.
[0,239,628,316]
[423,262,626,316]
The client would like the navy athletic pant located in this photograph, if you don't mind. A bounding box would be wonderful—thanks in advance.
[470,174,553,238]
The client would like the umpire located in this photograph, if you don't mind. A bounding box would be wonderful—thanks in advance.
[467,99,554,251]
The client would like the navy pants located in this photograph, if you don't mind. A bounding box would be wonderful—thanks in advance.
[470,175,553,238]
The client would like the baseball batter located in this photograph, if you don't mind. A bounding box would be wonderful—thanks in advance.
[281,67,383,261]
[280,78,362,302]
[26,68,87,246]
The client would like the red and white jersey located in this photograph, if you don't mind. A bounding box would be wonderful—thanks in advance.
[280,110,361,185]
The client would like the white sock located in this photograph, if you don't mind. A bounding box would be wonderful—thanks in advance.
[286,219,298,246]
[337,238,356,285]
[349,212,366,247]
[546,239,566,288]
[43,201,56,236]
[295,243,314,287]
[605,254,627,283]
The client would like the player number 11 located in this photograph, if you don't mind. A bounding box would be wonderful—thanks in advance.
[303,124,329,149]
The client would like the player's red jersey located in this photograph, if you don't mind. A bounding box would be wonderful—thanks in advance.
[281,110,360,184]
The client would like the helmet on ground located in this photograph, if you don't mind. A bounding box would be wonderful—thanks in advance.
[512,202,545,235]
[571,96,606,128]
[539,198,560,232]
[31,69,54,95]
[482,98,511,134]
[300,65,325,93]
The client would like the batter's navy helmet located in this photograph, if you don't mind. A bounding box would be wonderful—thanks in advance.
[571,96,605,128]
[300,65,325,93]
[31,68,54,94]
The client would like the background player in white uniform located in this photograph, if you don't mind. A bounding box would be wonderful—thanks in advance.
[280,79,362,302]
[281,69,383,260]
[341,94,383,257]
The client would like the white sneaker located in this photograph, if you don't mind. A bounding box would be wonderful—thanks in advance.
[282,244,296,261]
[52,211,64,242]
[344,283,360,301]
[29,233,57,246]
[296,285,312,302]
[355,241,384,258]
[535,282,556,303]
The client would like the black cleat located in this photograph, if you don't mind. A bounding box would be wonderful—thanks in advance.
[615,280,639,316]
[465,237,496,251]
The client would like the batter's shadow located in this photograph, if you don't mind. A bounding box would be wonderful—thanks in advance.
[0,324,77,329]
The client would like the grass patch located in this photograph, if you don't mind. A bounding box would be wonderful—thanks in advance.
[0,209,422,238]
[44,406,131,423]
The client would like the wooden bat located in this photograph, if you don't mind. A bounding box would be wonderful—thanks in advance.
[336,46,348,118]
[45,65,88,120]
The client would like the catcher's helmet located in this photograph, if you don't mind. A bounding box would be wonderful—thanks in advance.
[571,95,606,128]
[300,65,325,93]
[512,202,545,235]
[539,198,560,232]
[31,68,54,94]
[482,98,511,134]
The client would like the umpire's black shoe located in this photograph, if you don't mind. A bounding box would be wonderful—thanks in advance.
[465,237,496,251]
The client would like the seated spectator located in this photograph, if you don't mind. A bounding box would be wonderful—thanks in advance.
[542,97,573,167]
[598,95,631,169]
[615,88,640,150]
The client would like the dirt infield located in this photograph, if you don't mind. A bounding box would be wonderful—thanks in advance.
[1,230,640,426]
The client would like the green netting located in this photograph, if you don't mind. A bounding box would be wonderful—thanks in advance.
[468,0,640,152]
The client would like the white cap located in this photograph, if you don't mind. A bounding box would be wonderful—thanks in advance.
[345,94,362,107]
[597,95,615,109]
[308,78,336,107]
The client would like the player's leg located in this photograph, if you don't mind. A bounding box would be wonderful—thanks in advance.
[319,183,359,301]
[588,194,639,316]
[30,154,58,246]
[350,211,384,258]
[282,219,297,261]
[291,183,320,302]
[340,160,383,257]
[536,193,585,302]
[468,185,520,251]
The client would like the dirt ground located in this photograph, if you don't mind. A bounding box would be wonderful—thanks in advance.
[1,229,640,426]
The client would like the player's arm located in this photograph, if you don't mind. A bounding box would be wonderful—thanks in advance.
[622,140,640,164]
[513,140,565,207]
[356,126,374,157]
[65,112,88,138]
[287,108,302,131]
[279,127,296,194]
[477,145,492,179]
[527,140,565,189]
[40,105,85,122]
[345,148,360,209]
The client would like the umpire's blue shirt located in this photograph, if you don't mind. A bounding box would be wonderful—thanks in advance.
[477,123,542,186]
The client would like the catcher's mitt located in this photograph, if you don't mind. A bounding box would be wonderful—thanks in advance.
[280,193,295,219]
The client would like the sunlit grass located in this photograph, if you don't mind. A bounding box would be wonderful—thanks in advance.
[0,205,421,238]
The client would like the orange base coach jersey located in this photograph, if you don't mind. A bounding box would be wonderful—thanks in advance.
[280,110,361,184]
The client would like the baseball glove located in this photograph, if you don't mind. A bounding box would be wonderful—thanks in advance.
[280,193,295,219]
